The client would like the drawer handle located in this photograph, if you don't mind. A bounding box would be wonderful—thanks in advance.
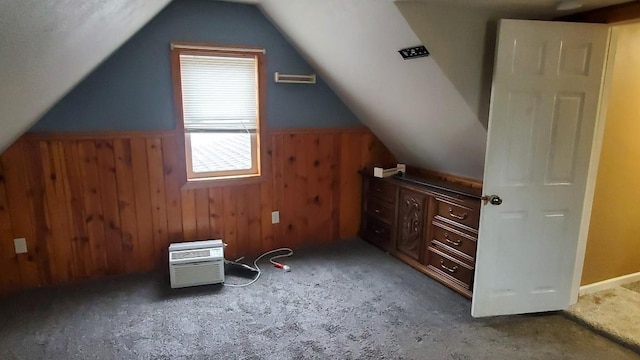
[374,209,382,214]
[440,260,458,274]
[374,229,383,235]
[448,207,468,220]
[375,187,382,193]
[444,233,462,246]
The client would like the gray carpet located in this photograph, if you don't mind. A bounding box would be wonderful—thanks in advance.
[0,239,637,360]
[565,281,640,353]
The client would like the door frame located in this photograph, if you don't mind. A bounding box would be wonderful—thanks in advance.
[570,20,640,302]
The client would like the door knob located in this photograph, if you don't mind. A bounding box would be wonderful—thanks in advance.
[481,194,503,205]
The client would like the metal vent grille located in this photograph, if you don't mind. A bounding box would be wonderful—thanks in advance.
[172,261,224,288]
[171,249,211,260]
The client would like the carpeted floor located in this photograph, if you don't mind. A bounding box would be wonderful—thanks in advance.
[565,281,640,353]
[0,239,637,360]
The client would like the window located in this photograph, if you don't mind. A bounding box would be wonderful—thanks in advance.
[170,43,265,183]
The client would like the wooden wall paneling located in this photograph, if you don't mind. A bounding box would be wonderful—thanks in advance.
[181,189,197,241]
[208,187,224,240]
[0,128,398,293]
[259,137,275,252]
[222,187,238,260]
[281,134,299,247]
[128,138,155,271]
[161,136,184,245]
[61,141,91,279]
[0,160,22,291]
[558,1,640,23]
[194,188,210,240]
[270,134,284,248]
[339,132,364,239]
[330,133,342,242]
[305,134,322,244]
[95,140,125,275]
[314,133,335,243]
[113,139,141,273]
[40,141,76,282]
[77,140,109,276]
[360,131,396,168]
[259,181,274,252]
[293,134,309,247]
[1,142,41,287]
[234,186,251,256]
[146,138,169,267]
[246,184,262,256]
[25,141,54,285]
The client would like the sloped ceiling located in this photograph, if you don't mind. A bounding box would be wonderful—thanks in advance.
[0,0,171,153]
[248,0,630,179]
[397,0,631,126]
[257,0,488,179]
[0,0,631,179]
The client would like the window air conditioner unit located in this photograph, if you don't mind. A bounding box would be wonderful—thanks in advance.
[169,239,224,288]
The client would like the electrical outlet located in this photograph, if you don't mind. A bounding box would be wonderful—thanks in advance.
[271,211,280,224]
[14,238,27,254]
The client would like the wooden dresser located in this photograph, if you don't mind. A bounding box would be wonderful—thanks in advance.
[360,171,482,298]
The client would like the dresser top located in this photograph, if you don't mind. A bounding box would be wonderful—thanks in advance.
[361,170,483,199]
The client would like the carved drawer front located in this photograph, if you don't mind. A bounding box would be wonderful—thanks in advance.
[396,189,426,261]
[434,198,480,231]
[363,216,392,249]
[431,221,477,261]
[366,197,395,224]
[426,246,474,289]
[367,178,396,203]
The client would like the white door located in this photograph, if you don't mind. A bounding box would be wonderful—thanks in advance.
[472,19,609,317]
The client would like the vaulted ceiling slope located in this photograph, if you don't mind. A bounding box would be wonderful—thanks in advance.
[258,0,488,179]
[0,0,171,153]
[1,0,628,180]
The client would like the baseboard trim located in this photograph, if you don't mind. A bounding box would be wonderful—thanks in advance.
[579,272,640,295]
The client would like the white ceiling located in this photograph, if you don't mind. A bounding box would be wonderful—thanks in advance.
[0,0,630,178]
[0,0,171,153]
[258,0,488,178]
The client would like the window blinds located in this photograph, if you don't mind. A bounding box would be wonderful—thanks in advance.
[179,54,258,132]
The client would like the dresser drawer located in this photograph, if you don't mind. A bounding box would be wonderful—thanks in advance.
[431,221,477,260]
[367,178,396,203]
[426,246,474,289]
[362,216,392,250]
[366,196,395,224]
[434,198,480,231]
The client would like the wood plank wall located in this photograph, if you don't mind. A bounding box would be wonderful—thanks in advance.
[557,1,640,23]
[0,128,395,293]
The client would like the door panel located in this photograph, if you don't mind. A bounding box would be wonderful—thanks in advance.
[472,20,609,317]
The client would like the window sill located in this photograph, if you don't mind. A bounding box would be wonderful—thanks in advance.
[181,173,264,190]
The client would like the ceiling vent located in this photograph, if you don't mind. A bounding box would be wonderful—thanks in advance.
[398,45,429,60]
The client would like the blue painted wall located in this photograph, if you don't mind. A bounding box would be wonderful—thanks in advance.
[30,0,360,132]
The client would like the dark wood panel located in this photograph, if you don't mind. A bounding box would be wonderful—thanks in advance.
[1,143,41,287]
[557,1,640,23]
[0,127,395,293]
[129,138,155,272]
[0,159,22,291]
[41,141,75,282]
[113,139,140,274]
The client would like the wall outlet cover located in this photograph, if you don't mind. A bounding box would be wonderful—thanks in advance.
[271,211,280,224]
[14,238,27,254]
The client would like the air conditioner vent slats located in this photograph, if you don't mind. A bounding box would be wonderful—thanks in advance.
[169,239,224,288]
